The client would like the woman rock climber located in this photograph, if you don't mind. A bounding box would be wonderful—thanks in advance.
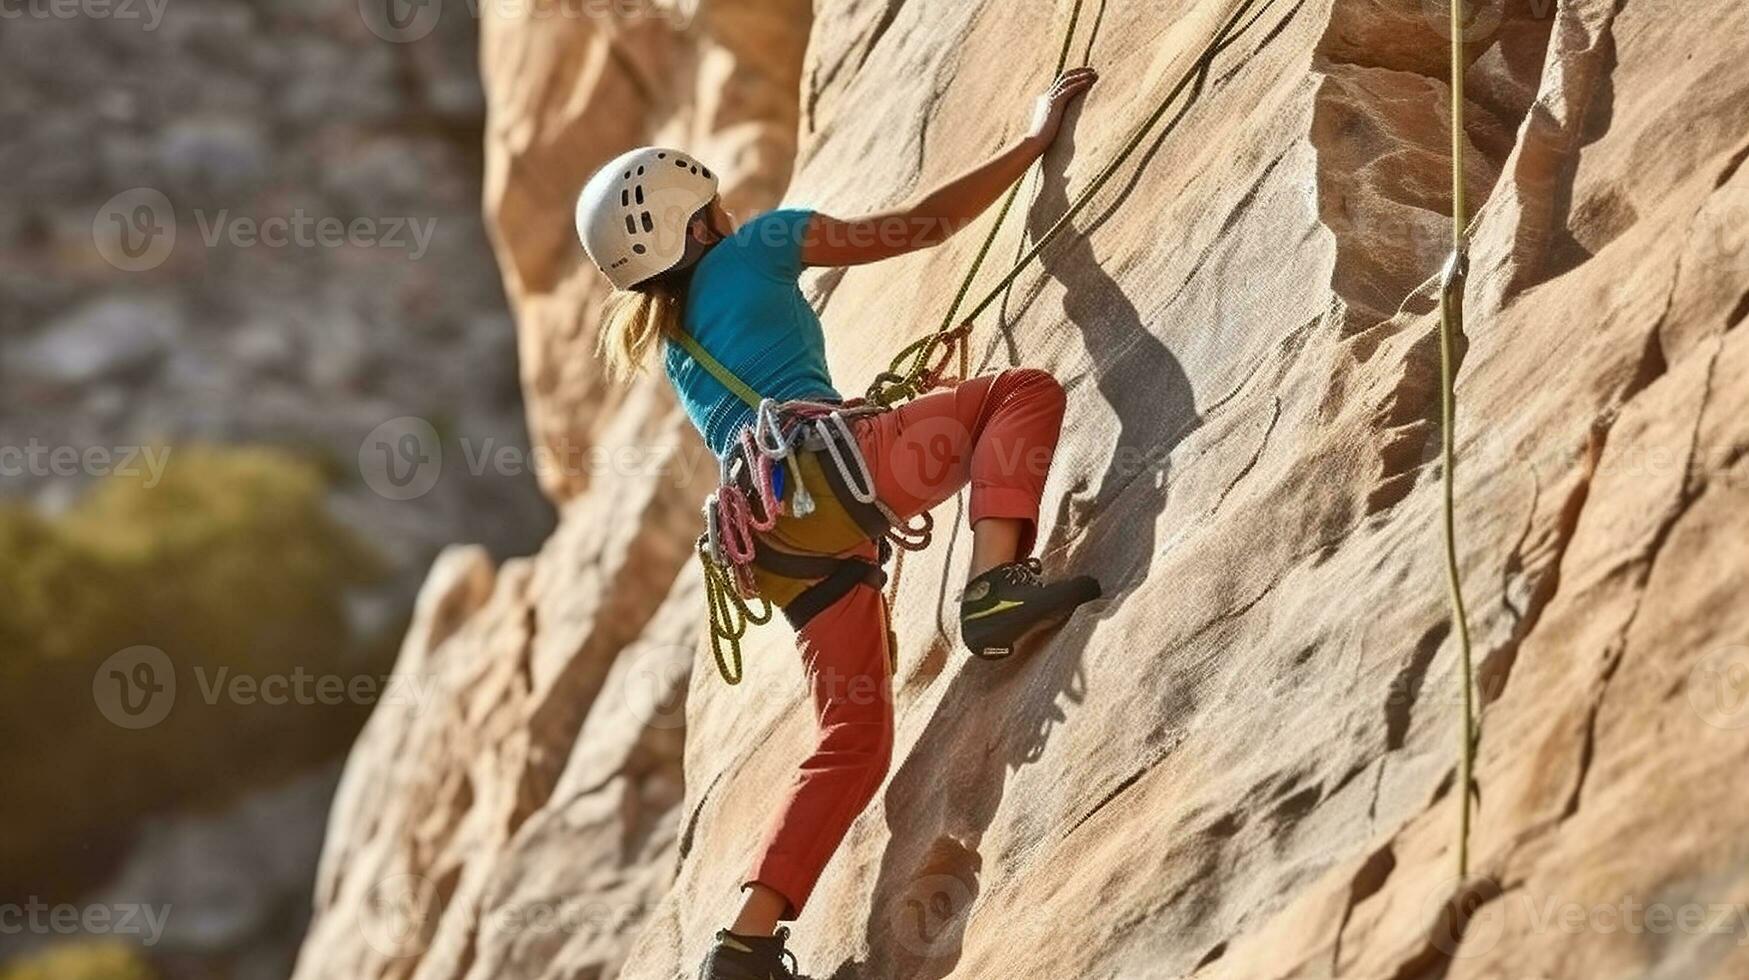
[574,68,1101,980]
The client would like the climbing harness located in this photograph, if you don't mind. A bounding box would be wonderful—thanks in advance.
[688,0,1280,683]
[1440,0,1480,881]
[679,329,922,684]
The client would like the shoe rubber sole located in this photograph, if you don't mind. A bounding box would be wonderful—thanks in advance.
[968,600,1086,661]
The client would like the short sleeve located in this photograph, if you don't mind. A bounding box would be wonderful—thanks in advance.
[731,208,815,282]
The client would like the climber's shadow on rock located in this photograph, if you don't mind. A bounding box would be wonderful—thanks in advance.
[825,66,1222,980]
[828,625,1088,980]
[984,118,1203,606]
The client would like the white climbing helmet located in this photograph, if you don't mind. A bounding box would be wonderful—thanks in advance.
[576,146,721,290]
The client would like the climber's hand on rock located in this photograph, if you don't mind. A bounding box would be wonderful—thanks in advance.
[800,70,1097,269]
[1029,67,1099,145]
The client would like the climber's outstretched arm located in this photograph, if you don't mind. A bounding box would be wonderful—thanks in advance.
[800,67,1098,269]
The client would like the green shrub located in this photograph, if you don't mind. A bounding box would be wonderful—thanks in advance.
[0,446,391,900]
[0,941,157,980]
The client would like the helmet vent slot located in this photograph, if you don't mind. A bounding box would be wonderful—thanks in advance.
[640,211,654,232]
[620,189,629,206]
[634,186,645,205]
[624,214,638,235]
[632,244,647,254]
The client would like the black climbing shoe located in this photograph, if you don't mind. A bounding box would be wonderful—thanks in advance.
[697,927,809,980]
[959,558,1101,660]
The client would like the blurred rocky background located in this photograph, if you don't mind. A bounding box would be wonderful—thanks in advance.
[0,1,551,977]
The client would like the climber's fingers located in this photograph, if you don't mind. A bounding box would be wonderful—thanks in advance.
[1045,67,1099,107]
[1052,66,1099,88]
[1051,66,1099,91]
[1030,68,1099,143]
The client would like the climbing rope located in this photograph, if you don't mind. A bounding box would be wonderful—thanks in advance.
[876,0,1095,617]
[698,535,773,686]
[882,0,1091,400]
[866,0,1272,407]
[691,0,1280,680]
[1440,0,1479,880]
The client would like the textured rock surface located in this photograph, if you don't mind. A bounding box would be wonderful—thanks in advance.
[298,0,1749,977]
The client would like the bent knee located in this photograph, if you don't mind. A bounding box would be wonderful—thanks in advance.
[1000,367,1066,409]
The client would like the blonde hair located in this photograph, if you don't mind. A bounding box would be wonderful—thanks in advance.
[596,274,688,382]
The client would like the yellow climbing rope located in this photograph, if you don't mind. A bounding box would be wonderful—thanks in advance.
[867,0,1273,407]
[699,539,773,686]
[1440,0,1479,880]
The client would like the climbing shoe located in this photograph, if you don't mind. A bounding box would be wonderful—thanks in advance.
[959,558,1101,660]
[697,927,809,980]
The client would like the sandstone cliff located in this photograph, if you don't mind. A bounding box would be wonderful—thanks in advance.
[295,0,1749,977]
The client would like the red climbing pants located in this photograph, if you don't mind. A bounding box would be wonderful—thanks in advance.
[745,368,1067,917]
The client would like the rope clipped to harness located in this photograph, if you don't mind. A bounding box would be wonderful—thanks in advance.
[697,539,772,686]
[675,328,913,683]
[867,0,1090,408]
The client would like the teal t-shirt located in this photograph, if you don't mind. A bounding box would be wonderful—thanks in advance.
[665,208,841,457]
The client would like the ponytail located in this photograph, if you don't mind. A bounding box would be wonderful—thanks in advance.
[596,270,690,382]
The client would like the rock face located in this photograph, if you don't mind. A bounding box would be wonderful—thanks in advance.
[296,1,1749,978]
